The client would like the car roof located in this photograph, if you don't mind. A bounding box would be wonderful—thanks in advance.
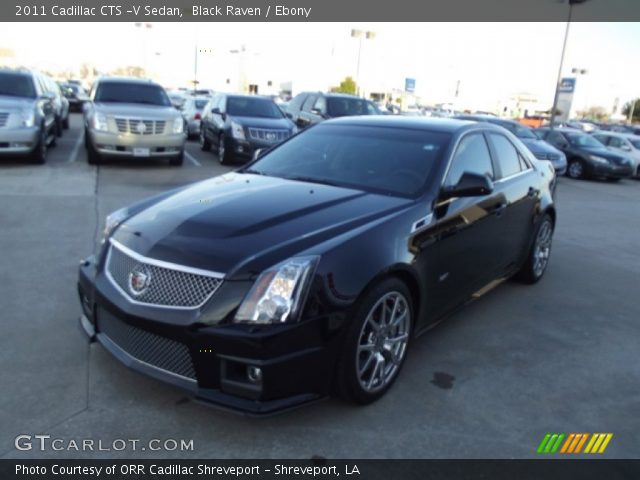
[96,76,159,86]
[226,94,275,101]
[455,114,520,125]
[322,115,504,133]
[0,67,33,78]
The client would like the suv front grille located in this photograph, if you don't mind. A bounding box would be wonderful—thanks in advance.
[98,309,196,380]
[247,128,290,143]
[0,112,8,128]
[106,240,224,309]
[114,118,166,135]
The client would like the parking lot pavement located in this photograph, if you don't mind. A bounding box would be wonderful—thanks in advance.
[1,116,639,459]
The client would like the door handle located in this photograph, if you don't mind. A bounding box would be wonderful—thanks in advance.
[490,202,507,216]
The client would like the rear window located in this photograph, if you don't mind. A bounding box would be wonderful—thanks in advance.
[327,97,375,117]
[0,73,36,98]
[94,82,171,107]
[226,97,283,118]
[195,99,209,109]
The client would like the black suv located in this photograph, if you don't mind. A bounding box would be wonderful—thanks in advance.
[286,92,380,129]
[199,93,296,165]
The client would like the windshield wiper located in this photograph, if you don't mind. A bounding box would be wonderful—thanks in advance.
[244,168,267,176]
[285,175,340,187]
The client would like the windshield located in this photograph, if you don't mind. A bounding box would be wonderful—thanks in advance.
[245,125,451,197]
[0,73,36,98]
[494,121,537,139]
[227,97,283,118]
[94,82,171,106]
[327,97,377,117]
[629,139,640,149]
[565,132,604,148]
[194,99,209,109]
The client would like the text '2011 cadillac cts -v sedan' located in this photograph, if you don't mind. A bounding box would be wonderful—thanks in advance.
[78,117,557,414]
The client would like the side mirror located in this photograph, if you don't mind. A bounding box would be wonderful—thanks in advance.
[440,172,494,200]
[311,108,325,117]
[621,144,632,152]
[211,107,221,115]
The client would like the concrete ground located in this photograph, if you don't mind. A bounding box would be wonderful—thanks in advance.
[1,114,639,459]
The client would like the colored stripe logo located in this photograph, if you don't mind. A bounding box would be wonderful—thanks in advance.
[537,433,613,454]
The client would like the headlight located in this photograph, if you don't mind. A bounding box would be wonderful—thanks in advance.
[290,125,299,135]
[92,112,109,132]
[172,116,183,134]
[235,256,318,324]
[230,121,245,140]
[589,155,609,164]
[20,110,35,128]
[101,207,128,245]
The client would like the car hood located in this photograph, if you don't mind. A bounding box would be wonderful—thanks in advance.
[93,103,180,119]
[520,138,562,156]
[0,95,36,111]
[578,145,629,162]
[112,173,412,278]
[230,115,293,129]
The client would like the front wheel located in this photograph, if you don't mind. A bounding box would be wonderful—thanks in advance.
[29,127,47,164]
[169,150,184,166]
[567,159,584,179]
[199,128,211,151]
[217,133,233,165]
[336,278,413,405]
[514,214,554,284]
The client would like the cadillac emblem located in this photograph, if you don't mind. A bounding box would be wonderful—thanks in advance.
[128,265,151,296]
[136,121,147,134]
[265,132,276,142]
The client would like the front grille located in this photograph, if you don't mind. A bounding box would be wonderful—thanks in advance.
[0,112,8,128]
[98,310,196,380]
[247,128,290,143]
[114,117,166,135]
[106,241,223,308]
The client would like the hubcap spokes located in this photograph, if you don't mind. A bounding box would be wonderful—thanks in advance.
[533,221,553,277]
[357,292,410,393]
[570,162,582,178]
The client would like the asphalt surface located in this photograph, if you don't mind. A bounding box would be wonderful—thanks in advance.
[1,114,639,459]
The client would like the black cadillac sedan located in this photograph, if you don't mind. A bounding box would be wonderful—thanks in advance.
[78,117,557,414]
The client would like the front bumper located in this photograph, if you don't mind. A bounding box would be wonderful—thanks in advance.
[0,126,39,155]
[588,161,633,179]
[77,255,342,415]
[227,137,285,160]
[187,120,201,136]
[89,130,185,158]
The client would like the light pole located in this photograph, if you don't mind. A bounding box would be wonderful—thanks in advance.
[549,0,588,129]
[351,29,375,97]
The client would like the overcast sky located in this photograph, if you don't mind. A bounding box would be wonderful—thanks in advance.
[0,22,638,112]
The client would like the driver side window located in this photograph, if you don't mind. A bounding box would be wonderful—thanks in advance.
[444,133,494,187]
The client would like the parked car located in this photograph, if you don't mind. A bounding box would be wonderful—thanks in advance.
[536,127,634,180]
[0,68,57,164]
[77,117,557,414]
[455,115,567,175]
[83,77,185,166]
[167,90,188,110]
[199,93,296,165]
[591,131,640,178]
[286,92,380,129]
[180,96,210,139]
[61,83,89,112]
[42,75,69,136]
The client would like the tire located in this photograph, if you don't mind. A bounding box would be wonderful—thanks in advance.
[514,214,554,284]
[199,127,211,151]
[29,127,47,164]
[55,116,63,137]
[169,150,184,166]
[606,177,621,183]
[567,159,584,179]
[86,136,101,165]
[335,277,413,405]
[62,115,70,130]
[217,133,232,165]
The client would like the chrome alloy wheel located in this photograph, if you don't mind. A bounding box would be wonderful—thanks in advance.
[568,160,583,179]
[533,219,553,278]
[356,291,411,393]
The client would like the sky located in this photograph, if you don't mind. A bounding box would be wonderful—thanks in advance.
[0,22,638,113]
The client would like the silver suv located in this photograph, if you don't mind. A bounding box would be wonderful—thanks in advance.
[84,77,185,166]
[0,68,57,164]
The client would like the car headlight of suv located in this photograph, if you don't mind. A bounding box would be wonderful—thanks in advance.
[230,121,246,140]
[235,256,319,324]
[92,112,109,132]
[589,155,609,165]
[100,207,129,245]
[172,116,184,134]
[20,110,35,128]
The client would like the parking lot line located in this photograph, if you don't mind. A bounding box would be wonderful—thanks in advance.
[67,131,84,163]
[185,150,201,167]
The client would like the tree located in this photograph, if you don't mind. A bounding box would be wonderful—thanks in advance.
[332,76,357,95]
[112,66,147,78]
[576,106,609,122]
[622,98,640,122]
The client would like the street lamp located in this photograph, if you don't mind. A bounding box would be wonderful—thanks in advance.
[351,29,375,97]
[549,0,589,129]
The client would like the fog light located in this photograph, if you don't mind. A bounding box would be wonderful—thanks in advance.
[236,145,244,153]
[247,366,262,384]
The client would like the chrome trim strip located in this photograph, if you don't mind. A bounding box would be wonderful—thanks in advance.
[109,238,224,279]
[493,168,534,184]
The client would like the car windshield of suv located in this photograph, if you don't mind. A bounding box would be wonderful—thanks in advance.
[0,73,36,98]
[245,125,451,197]
[495,121,537,139]
[227,97,283,118]
[327,97,375,117]
[627,138,640,149]
[565,132,603,148]
[95,82,171,106]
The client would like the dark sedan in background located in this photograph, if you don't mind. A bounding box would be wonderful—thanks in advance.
[286,92,380,129]
[455,115,567,175]
[78,117,556,414]
[536,127,634,181]
[199,93,297,165]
